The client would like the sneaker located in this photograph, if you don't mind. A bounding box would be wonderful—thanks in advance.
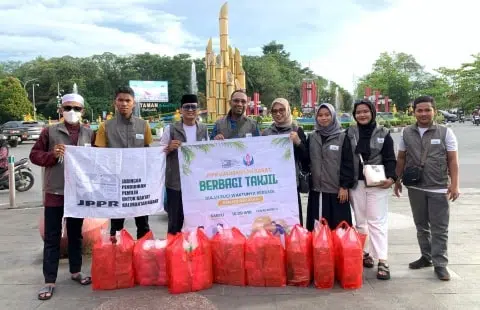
[434,267,451,281]
[409,256,433,269]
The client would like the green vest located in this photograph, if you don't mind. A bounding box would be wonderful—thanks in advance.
[403,123,449,189]
[214,112,258,139]
[166,121,208,191]
[309,132,345,194]
[347,125,389,188]
[44,124,94,195]
[104,115,147,148]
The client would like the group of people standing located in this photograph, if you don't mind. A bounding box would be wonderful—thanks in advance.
[267,99,396,280]
[163,91,459,283]
[29,86,459,300]
[30,87,154,300]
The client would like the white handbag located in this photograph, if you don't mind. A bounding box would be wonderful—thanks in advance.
[354,136,387,187]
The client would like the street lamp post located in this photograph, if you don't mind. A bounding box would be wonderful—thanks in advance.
[32,83,39,120]
[22,78,39,120]
[23,78,38,91]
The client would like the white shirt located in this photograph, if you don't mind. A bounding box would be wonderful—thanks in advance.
[398,127,458,193]
[160,124,199,145]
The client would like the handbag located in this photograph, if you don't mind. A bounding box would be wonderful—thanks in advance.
[401,141,431,186]
[353,135,386,187]
[298,169,311,194]
[293,127,310,193]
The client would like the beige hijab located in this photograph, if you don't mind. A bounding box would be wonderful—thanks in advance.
[271,98,293,128]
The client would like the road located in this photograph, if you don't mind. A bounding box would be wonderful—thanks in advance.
[1,122,479,207]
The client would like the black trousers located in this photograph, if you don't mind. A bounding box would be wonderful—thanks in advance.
[110,216,150,239]
[306,190,352,231]
[297,190,304,226]
[166,188,184,234]
[43,207,83,284]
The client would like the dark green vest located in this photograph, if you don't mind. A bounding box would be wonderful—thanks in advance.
[44,123,94,195]
[403,124,449,189]
[166,121,208,191]
[104,115,147,148]
[309,132,345,193]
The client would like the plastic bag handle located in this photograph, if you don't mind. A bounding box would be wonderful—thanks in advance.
[334,220,350,230]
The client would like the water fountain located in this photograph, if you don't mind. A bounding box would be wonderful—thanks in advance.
[190,61,198,94]
[334,86,340,111]
[73,83,78,94]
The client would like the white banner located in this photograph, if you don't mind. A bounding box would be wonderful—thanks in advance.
[179,135,299,238]
[64,146,166,218]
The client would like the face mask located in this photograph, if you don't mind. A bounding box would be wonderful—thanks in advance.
[63,110,82,124]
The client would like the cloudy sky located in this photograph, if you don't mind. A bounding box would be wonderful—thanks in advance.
[1,0,479,92]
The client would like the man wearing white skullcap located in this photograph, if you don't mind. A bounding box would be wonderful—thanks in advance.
[30,92,95,300]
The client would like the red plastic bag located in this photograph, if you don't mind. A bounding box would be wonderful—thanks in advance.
[358,232,367,251]
[333,221,363,289]
[245,229,286,287]
[312,219,335,289]
[133,231,168,286]
[211,227,246,286]
[166,229,213,294]
[286,224,312,287]
[92,229,135,290]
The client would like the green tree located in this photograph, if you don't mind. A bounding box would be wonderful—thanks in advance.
[0,77,33,123]
[438,54,480,112]
[1,42,353,119]
[356,52,413,110]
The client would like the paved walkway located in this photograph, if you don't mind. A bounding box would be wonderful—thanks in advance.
[1,191,479,309]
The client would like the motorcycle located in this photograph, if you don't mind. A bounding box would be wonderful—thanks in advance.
[474,115,480,126]
[0,158,35,192]
[459,115,465,123]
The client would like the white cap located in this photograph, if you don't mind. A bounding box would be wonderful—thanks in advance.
[62,93,84,107]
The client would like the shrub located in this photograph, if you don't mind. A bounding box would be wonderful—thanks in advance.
[435,113,445,123]
[302,124,315,131]
[384,121,392,128]
[151,128,156,136]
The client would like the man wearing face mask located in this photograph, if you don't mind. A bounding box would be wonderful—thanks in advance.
[210,90,260,140]
[30,93,95,301]
[94,86,153,241]
[160,94,209,233]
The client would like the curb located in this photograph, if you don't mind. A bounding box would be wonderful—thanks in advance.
[0,201,43,210]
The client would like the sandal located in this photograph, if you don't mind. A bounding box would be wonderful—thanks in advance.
[377,262,391,280]
[38,285,55,300]
[363,253,374,268]
[71,273,92,285]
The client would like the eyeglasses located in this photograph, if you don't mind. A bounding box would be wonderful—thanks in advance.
[232,98,247,104]
[63,106,83,112]
[182,104,198,111]
[271,108,286,114]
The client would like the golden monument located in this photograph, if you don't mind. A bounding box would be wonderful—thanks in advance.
[205,2,246,121]
[23,113,33,122]
[292,107,299,118]
[174,109,181,121]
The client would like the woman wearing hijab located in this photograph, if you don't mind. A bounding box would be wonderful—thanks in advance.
[263,98,309,225]
[0,137,8,175]
[346,99,397,280]
[306,103,354,231]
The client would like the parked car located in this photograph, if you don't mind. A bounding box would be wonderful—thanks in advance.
[438,110,457,122]
[21,121,46,140]
[338,113,353,124]
[0,121,45,142]
[0,121,29,146]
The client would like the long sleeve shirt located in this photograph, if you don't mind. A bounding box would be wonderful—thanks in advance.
[29,123,96,207]
[0,146,8,169]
